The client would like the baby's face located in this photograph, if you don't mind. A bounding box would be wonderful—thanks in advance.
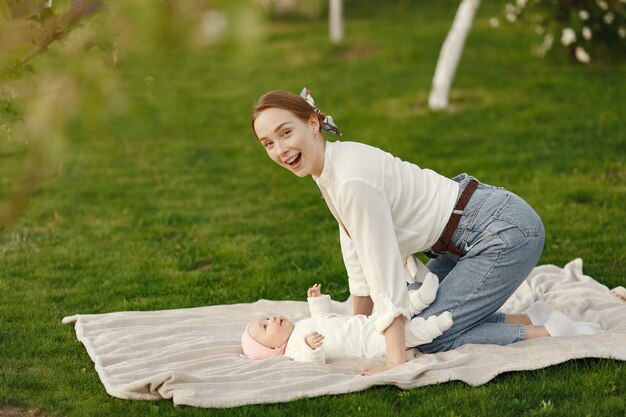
[248,315,295,348]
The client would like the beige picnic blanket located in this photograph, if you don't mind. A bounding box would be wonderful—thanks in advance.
[62,259,626,408]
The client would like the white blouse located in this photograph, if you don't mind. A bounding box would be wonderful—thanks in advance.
[313,141,459,333]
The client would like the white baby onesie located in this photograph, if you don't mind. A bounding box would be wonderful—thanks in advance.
[283,294,447,363]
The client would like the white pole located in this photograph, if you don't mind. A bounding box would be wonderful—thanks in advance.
[329,0,344,44]
[428,0,480,110]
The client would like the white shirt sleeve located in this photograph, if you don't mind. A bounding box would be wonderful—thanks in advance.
[339,225,370,296]
[337,179,411,333]
[307,294,332,318]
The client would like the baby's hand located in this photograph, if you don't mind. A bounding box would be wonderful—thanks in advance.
[307,283,322,298]
[305,331,324,350]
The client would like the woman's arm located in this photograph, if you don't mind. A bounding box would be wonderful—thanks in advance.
[340,225,371,297]
[352,295,373,316]
[363,315,406,375]
[383,315,407,366]
[336,181,412,374]
[338,181,411,333]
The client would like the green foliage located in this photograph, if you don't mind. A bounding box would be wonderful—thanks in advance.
[0,99,20,126]
[27,5,57,23]
[49,0,72,15]
[503,0,626,63]
[1,0,625,416]
[0,60,34,80]
[0,0,11,18]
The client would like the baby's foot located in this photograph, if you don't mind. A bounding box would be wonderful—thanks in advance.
[421,312,453,339]
[409,272,439,315]
[435,311,453,332]
[405,312,452,346]
[526,301,554,325]
[544,311,602,337]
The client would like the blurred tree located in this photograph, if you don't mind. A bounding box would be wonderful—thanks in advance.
[501,0,626,63]
[329,0,344,44]
[0,0,101,231]
[0,0,246,232]
[429,0,481,110]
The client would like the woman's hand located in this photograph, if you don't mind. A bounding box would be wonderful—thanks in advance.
[307,283,322,298]
[305,331,325,350]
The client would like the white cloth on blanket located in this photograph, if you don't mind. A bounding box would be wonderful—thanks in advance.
[62,259,626,408]
[285,294,444,362]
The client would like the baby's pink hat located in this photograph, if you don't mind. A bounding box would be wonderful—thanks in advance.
[241,324,287,360]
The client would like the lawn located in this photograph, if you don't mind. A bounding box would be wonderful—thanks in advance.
[1,0,625,416]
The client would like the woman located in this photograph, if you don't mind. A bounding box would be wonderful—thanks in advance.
[251,88,596,375]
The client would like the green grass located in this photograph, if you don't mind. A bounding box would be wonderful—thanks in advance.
[1,0,625,416]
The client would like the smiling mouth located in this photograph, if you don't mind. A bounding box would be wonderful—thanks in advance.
[286,153,301,166]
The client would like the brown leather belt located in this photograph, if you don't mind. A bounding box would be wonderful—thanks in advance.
[425,179,478,258]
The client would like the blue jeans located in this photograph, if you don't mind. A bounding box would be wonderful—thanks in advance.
[412,173,545,353]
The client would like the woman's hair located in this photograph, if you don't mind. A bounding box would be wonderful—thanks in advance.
[251,90,325,138]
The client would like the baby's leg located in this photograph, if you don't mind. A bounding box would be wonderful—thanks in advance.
[405,312,453,346]
[409,272,439,316]
[514,301,601,338]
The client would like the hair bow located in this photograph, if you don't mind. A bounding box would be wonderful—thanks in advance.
[300,87,342,136]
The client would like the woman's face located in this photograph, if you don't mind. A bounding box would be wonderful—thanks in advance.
[253,108,325,178]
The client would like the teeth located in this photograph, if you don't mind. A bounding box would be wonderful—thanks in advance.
[286,154,299,164]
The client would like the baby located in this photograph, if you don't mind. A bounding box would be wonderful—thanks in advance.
[241,270,452,363]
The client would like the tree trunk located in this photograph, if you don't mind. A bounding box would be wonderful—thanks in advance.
[329,0,344,44]
[428,0,480,110]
